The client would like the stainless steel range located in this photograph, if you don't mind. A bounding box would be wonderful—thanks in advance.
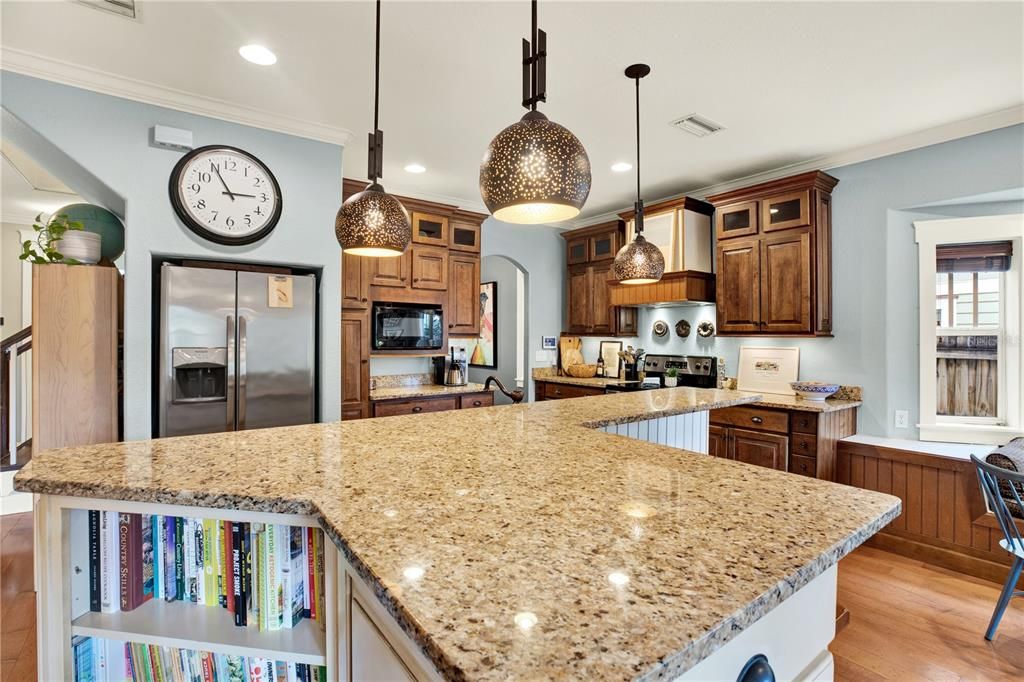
[605,354,718,393]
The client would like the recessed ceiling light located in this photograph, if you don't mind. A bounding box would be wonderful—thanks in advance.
[404,163,426,174]
[238,44,277,66]
[611,162,633,173]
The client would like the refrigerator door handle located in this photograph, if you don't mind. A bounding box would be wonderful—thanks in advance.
[226,314,236,431]
[238,315,247,430]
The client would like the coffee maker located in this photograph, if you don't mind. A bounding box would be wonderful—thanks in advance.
[445,347,467,386]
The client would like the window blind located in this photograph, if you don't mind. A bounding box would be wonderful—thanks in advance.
[937,240,1013,273]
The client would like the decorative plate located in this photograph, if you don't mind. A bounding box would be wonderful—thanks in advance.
[652,320,669,337]
[697,320,715,337]
[675,319,691,338]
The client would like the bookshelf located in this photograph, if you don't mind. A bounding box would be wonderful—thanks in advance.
[35,493,443,681]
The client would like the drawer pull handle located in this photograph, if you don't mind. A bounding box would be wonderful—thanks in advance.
[751,416,763,424]
[473,400,482,406]
[800,441,808,449]
[412,406,423,413]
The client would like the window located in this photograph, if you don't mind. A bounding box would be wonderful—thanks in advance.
[916,216,1023,444]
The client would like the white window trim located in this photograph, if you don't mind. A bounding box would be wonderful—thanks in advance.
[915,214,1024,444]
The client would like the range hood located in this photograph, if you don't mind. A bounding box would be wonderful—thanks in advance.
[610,196,716,306]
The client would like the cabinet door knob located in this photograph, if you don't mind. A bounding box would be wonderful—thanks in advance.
[800,441,808,449]
[751,416,763,424]
[448,324,454,329]
[361,297,368,302]
[412,406,423,413]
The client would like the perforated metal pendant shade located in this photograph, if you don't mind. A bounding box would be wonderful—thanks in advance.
[611,235,664,284]
[479,112,591,225]
[336,183,411,257]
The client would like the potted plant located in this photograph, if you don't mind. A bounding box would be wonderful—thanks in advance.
[19,213,101,265]
[664,367,679,387]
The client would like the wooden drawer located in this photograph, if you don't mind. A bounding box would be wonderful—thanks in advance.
[460,392,494,409]
[710,406,788,434]
[542,382,604,400]
[790,412,819,434]
[790,454,816,478]
[372,396,458,417]
[790,432,818,457]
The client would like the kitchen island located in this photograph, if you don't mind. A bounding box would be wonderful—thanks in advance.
[16,388,899,681]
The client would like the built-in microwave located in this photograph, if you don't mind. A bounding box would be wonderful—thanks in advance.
[372,302,444,350]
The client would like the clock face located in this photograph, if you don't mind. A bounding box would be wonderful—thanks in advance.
[169,145,282,245]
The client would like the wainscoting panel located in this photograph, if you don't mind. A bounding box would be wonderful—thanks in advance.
[600,411,710,454]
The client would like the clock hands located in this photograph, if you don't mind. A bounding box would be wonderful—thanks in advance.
[213,167,236,201]
[221,192,257,198]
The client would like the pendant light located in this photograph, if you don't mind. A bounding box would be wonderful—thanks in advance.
[479,0,591,224]
[336,0,411,257]
[612,64,664,285]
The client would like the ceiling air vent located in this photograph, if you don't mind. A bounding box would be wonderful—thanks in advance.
[670,113,724,138]
[77,0,138,20]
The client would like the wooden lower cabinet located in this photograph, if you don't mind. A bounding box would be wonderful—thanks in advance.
[371,391,494,417]
[710,404,857,481]
[535,380,605,401]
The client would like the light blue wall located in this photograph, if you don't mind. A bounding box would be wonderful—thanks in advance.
[467,256,523,405]
[584,124,1024,438]
[1,71,344,439]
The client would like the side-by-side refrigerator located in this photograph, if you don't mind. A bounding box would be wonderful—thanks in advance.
[157,263,317,438]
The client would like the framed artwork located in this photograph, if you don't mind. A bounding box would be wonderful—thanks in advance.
[737,346,800,396]
[599,340,623,379]
[469,281,497,369]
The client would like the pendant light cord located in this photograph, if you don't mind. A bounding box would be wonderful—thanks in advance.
[634,73,644,235]
[531,0,538,112]
[368,0,382,183]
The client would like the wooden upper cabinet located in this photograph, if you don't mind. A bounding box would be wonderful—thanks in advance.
[715,201,759,240]
[761,190,810,232]
[716,238,761,334]
[567,265,591,333]
[588,227,620,262]
[760,229,811,333]
[368,251,410,288]
[449,219,481,253]
[708,170,837,337]
[589,263,613,334]
[448,254,480,335]
[411,212,449,246]
[342,252,370,309]
[566,237,589,265]
[411,245,448,290]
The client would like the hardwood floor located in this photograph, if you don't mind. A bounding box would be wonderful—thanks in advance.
[0,512,1021,680]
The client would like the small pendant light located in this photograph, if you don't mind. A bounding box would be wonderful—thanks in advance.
[336,0,411,257]
[479,0,591,224]
[612,64,664,285]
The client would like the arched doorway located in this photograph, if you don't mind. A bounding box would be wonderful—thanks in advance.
[467,255,529,405]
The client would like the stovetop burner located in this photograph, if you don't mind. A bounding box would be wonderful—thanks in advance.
[604,354,718,393]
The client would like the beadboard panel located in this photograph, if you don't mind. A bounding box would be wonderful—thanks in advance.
[600,411,710,454]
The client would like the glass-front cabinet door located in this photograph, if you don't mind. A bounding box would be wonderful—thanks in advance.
[411,211,449,246]
[761,190,810,232]
[448,219,481,253]
[588,228,619,262]
[567,237,589,265]
[715,201,759,240]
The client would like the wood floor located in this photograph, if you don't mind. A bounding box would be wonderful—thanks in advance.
[0,512,1022,680]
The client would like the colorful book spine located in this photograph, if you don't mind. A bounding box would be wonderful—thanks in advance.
[231,522,245,626]
[174,516,185,601]
[164,516,177,602]
[100,511,119,613]
[287,525,304,628]
[202,518,217,607]
[141,514,155,604]
[152,515,163,601]
[119,513,143,611]
[306,527,317,622]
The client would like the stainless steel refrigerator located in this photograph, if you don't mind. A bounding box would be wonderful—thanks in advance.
[157,263,317,438]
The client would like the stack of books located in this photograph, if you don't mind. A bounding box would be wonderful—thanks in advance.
[72,636,327,682]
[84,511,327,631]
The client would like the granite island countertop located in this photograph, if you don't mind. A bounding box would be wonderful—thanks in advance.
[15,388,899,681]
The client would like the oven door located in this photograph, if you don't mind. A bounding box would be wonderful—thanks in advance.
[372,304,444,350]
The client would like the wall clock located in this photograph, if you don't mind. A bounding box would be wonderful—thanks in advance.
[169,145,282,245]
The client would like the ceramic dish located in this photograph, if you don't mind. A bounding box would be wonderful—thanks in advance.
[790,381,840,401]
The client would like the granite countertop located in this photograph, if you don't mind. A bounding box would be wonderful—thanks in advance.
[15,389,899,681]
[533,373,861,413]
[370,382,492,401]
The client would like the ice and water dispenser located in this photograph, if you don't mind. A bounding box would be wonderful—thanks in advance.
[171,347,227,402]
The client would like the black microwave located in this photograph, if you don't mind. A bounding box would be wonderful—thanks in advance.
[372,302,444,350]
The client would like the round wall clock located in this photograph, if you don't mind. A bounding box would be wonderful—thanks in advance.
[169,145,282,245]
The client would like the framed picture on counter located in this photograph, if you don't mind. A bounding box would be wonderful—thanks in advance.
[599,340,623,379]
[468,281,497,369]
[737,346,799,395]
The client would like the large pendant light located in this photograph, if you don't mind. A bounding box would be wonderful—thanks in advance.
[479,0,591,224]
[336,0,411,257]
[612,64,664,285]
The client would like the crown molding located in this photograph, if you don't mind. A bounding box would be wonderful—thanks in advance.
[0,209,40,226]
[1,47,353,147]
[570,104,1024,229]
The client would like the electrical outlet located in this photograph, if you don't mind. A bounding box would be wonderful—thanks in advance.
[894,410,910,429]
